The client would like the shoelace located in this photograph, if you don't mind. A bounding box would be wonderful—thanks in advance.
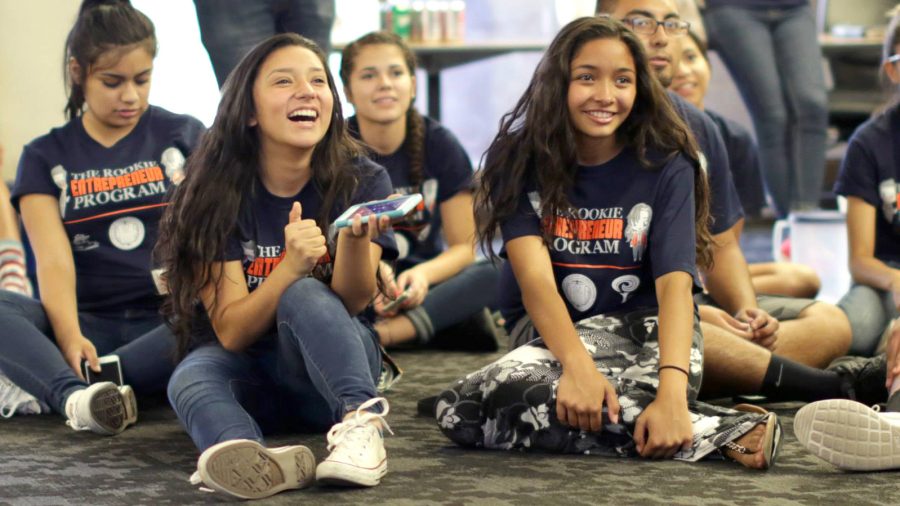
[325,397,394,453]
[64,390,92,431]
[188,471,215,493]
[0,375,41,419]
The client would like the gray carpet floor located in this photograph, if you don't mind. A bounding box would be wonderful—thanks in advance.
[3,339,900,506]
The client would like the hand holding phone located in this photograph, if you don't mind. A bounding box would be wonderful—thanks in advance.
[81,355,124,386]
[381,290,410,314]
[334,193,423,229]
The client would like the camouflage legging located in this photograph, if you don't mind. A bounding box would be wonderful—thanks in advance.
[435,308,766,460]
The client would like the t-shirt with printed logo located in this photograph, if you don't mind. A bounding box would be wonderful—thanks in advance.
[348,115,473,269]
[12,106,205,311]
[224,157,398,309]
[834,103,900,264]
[498,148,697,325]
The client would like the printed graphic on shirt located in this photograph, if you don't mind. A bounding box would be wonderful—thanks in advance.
[242,241,334,290]
[529,193,629,256]
[624,203,652,262]
[392,178,437,258]
[562,273,597,312]
[612,274,640,303]
[51,165,69,218]
[108,216,145,251]
[68,161,167,212]
[879,178,899,225]
[72,233,99,252]
[161,146,186,185]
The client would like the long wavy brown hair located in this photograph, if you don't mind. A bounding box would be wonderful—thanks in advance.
[476,16,712,268]
[155,33,364,358]
[340,31,427,191]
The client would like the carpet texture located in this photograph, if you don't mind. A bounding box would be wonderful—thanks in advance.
[2,334,900,505]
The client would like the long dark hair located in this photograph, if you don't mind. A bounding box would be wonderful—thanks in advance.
[476,16,712,268]
[64,0,156,119]
[340,31,427,191]
[155,33,364,357]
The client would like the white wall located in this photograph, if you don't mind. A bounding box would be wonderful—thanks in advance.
[0,0,80,180]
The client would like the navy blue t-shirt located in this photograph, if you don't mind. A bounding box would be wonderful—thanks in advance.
[668,91,744,234]
[834,103,900,264]
[348,115,473,268]
[224,157,398,299]
[12,106,205,311]
[706,109,767,215]
[498,148,697,325]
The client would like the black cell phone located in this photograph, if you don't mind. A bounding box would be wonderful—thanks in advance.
[81,355,124,386]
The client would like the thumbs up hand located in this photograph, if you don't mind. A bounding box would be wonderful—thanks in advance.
[283,202,327,277]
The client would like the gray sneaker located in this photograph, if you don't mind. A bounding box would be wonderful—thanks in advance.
[65,382,138,435]
[827,354,888,406]
[191,439,315,499]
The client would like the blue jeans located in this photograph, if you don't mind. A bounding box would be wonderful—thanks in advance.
[192,0,335,87]
[167,278,381,452]
[0,291,175,414]
[704,4,828,217]
[838,283,897,356]
[402,259,501,341]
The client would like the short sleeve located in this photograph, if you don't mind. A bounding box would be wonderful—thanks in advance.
[701,118,744,234]
[649,157,697,280]
[499,190,543,251]
[11,144,59,211]
[834,134,880,208]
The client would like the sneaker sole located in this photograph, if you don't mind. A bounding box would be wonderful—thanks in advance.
[88,385,131,435]
[198,440,315,499]
[316,458,386,487]
[794,399,900,471]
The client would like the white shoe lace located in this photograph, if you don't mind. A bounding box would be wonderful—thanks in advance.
[325,397,393,454]
[188,471,215,493]
[0,372,45,418]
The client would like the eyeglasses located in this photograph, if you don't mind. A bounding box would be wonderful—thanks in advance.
[888,54,900,64]
[622,15,690,37]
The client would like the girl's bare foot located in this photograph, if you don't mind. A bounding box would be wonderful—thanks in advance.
[724,423,767,469]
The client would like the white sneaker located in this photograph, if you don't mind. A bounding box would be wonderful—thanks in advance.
[794,398,900,471]
[64,382,138,435]
[190,439,315,499]
[316,397,392,487]
[0,371,48,418]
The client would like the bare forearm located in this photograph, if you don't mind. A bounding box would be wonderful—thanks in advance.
[655,273,692,399]
[332,232,376,314]
[36,260,82,343]
[520,273,592,370]
[850,256,900,293]
[406,244,475,286]
[703,236,756,313]
[213,265,299,351]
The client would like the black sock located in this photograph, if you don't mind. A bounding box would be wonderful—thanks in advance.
[759,355,843,402]
[887,390,900,413]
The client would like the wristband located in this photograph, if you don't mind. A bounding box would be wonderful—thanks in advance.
[658,364,690,378]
